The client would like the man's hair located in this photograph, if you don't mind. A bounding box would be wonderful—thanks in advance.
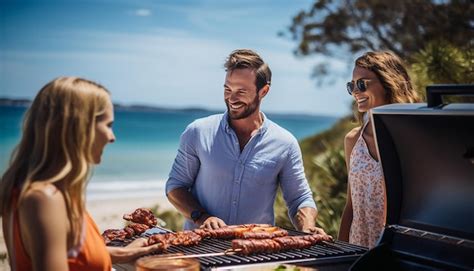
[224,49,272,91]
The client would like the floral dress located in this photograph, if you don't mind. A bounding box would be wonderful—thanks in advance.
[348,122,386,248]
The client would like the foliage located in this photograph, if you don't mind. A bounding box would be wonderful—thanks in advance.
[275,116,357,237]
[410,40,474,101]
[283,0,473,81]
[150,204,184,232]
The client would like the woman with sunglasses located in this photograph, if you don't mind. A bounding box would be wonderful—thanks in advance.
[0,77,162,270]
[338,51,420,248]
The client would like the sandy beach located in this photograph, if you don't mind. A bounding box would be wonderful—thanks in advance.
[0,194,175,270]
[87,194,175,231]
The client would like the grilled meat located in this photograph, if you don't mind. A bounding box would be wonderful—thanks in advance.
[194,225,288,239]
[231,233,332,255]
[103,208,157,244]
[102,229,128,244]
[124,223,150,238]
[123,208,157,227]
[147,231,202,248]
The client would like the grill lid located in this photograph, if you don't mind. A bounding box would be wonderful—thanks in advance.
[371,84,474,240]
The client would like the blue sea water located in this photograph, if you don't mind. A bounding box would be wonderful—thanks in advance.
[0,105,337,200]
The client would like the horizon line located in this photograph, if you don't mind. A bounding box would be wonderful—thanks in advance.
[0,96,342,118]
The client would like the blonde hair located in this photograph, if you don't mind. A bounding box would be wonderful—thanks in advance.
[353,51,421,123]
[0,77,111,245]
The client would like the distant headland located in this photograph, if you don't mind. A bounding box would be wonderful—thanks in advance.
[0,97,217,114]
[0,97,337,119]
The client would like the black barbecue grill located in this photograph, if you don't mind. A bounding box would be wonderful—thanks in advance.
[134,228,367,270]
[350,84,474,271]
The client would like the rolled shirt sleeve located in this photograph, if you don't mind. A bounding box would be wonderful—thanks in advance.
[166,122,201,195]
[279,138,317,222]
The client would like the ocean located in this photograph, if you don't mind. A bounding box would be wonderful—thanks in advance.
[0,105,337,200]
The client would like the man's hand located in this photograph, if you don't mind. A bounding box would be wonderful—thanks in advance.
[198,214,227,229]
[301,225,326,235]
[301,226,333,241]
[294,207,317,231]
[294,206,332,239]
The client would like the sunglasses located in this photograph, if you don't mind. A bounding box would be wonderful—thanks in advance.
[346,79,371,95]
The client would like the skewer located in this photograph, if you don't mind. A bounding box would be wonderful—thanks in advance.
[166,240,341,259]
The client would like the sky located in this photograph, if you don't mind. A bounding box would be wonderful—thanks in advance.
[0,0,354,116]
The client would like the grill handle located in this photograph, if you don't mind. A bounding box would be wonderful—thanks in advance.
[426,84,474,108]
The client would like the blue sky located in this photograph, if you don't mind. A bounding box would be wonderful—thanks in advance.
[0,0,353,116]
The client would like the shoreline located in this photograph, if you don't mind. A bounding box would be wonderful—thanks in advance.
[87,194,175,231]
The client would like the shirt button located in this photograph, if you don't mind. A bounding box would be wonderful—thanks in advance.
[233,201,237,205]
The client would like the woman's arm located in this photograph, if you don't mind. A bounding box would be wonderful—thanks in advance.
[107,238,164,263]
[338,128,359,241]
[338,185,353,241]
[19,184,69,271]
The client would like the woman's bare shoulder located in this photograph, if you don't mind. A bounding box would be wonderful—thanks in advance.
[345,127,361,145]
[21,183,65,210]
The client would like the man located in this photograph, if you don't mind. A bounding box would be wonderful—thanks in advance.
[166,49,325,234]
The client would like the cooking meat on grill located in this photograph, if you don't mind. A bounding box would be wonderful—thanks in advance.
[103,208,157,244]
[102,229,128,244]
[167,231,202,246]
[194,227,239,239]
[123,208,157,227]
[238,226,288,239]
[232,238,311,255]
[124,223,150,238]
[231,233,332,255]
[147,233,168,246]
[234,224,274,228]
[147,231,202,248]
[193,224,288,239]
[102,223,151,244]
[239,231,275,239]
[139,234,168,252]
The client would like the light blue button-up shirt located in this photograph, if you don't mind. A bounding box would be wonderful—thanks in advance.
[166,112,317,230]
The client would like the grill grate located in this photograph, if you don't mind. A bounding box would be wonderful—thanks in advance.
[140,229,367,269]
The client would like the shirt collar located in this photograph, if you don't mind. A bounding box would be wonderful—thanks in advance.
[221,111,269,135]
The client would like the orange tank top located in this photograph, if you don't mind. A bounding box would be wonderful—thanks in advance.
[8,193,112,271]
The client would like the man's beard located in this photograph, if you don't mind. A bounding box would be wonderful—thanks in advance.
[226,93,260,120]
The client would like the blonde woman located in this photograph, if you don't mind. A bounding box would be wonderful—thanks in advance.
[0,77,161,270]
[338,52,421,248]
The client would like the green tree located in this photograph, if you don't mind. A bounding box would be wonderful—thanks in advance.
[275,116,357,237]
[410,40,474,100]
[282,0,473,81]
[150,204,184,232]
[273,1,473,238]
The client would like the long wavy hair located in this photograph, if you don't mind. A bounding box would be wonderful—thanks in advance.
[353,51,421,123]
[0,77,110,245]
